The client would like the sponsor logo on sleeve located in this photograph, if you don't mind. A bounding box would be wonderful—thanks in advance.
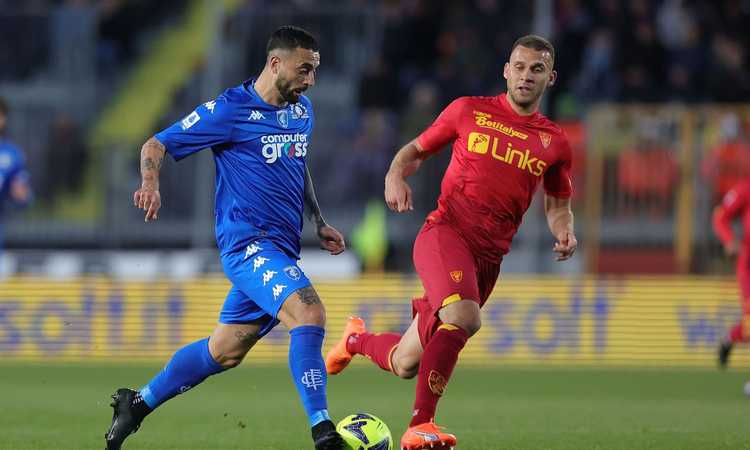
[180,111,200,130]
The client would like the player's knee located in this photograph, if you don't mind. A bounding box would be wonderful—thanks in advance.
[211,347,249,369]
[392,361,418,379]
[459,315,482,337]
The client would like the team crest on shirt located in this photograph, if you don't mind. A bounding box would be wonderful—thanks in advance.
[539,132,552,149]
[450,271,463,283]
[276,109,289,128]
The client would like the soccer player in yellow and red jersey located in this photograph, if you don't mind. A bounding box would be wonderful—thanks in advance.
[326,35,577,449]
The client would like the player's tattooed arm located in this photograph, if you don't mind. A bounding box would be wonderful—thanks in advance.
[303,165,326,230]
[305,166,346,255]
[134,137,166,222]
[545,195,577,261]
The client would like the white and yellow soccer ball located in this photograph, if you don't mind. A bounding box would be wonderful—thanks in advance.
[336,413,393,450]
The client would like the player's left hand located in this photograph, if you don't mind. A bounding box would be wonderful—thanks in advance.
[318,224,346,255]
[553,231,577,261]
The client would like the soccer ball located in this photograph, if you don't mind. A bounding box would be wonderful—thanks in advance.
[336,413,393,450]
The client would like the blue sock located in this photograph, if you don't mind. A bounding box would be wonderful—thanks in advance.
[289,325,330,427]
[140,337,225,409]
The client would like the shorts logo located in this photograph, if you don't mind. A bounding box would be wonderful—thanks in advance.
[284,265,301,281]
[450,271,463,283]
[261,269,277,286]
[253,256,269,272]
[277,109,289,128]
[539,131,552,149]
[203,100,216,113]
[428,370,447,396]
[272,283,287,300]
[244,243,263,260]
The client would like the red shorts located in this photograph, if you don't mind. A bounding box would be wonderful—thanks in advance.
[411,220,501,346]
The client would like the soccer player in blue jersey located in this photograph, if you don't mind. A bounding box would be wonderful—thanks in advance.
[104,26,347,450]
[0,97,32,255]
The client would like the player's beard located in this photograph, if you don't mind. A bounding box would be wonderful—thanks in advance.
[276,76,304,104]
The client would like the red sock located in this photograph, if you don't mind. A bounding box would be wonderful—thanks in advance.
[410,324,468,427]
[346,332,401,372]
[729,321,749,342]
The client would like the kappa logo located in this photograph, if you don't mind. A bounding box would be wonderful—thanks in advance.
[244,243,263,260]
[450,271,463,283]
[284,265,301,281]
[204,100,216,113]
[249,110,265,121]
[276,109,289,128]
[272,283,287,300]
[180,111,200,130]
[261,270,277,286]
[539,132,552,149]
[253,256,269,272]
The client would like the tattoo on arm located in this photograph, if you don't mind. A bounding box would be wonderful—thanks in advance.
[297,286,321,305]
[304,166,326,229]
[140,137,166,188]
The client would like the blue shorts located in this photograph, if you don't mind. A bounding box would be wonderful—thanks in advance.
[219,239,311,338]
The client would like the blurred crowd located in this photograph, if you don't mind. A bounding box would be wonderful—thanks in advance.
[552,0,750,116]
[0,0,186,81]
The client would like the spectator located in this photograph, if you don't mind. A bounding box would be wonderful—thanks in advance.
[701,113,750,204]
[617,121,678,217]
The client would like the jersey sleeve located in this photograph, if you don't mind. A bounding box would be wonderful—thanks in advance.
[713,184,748,245]
[543,136,573,198]
[416,98,464,154]
[155,98,235,161]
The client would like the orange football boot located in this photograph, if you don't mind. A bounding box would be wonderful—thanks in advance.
[400,422,457,450]
[325,316,366,375]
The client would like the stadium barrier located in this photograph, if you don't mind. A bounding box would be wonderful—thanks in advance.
[0,275,747,368]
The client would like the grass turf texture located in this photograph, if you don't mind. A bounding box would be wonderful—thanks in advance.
[2,363,749,450]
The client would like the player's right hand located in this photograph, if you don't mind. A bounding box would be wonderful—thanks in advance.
[385,173,413,213]
[133,187,161,222]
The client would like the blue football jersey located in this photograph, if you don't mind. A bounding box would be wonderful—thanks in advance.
[0,138,30,213]
[155,80,314,258]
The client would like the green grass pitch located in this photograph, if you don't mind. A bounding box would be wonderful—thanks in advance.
[2,362,749,450]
